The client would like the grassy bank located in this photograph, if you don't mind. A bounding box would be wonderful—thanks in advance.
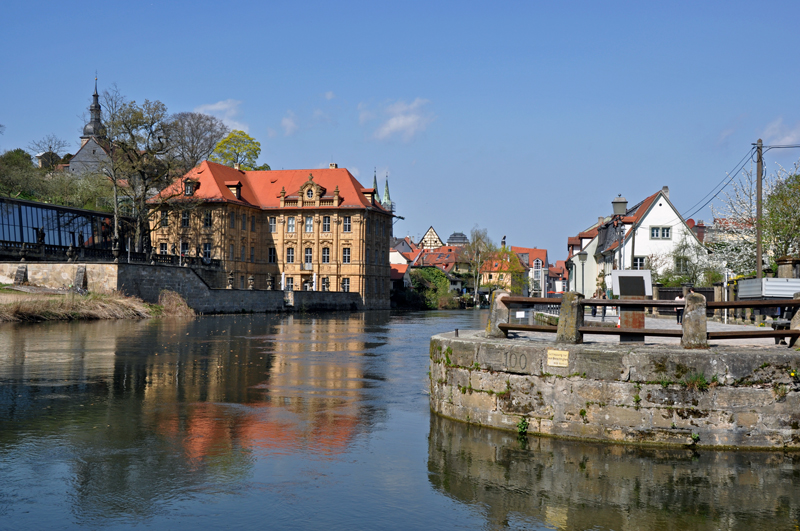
[0,289,195,322]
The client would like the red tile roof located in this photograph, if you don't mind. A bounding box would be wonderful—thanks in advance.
[153,160,388,212]
[390,264,408,280]
[510,246,547,266]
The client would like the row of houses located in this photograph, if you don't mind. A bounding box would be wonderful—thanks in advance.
[388,226,568,300]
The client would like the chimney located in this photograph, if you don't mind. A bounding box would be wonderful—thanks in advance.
[598,216,604,227]
[329,163,338,169]
[234,163,241,171]
[661,186,669,199]
[693,220,706,243]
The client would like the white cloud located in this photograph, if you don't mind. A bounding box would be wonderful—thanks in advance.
[194,99,248,132]
[281,111,298,136]
[267,127,278,138]
[763,117,800,145]
[373,98,433,141]
[324,91,335,100]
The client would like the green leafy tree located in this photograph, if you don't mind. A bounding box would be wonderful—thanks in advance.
[765,171,800,259]
[210,130,270,171]
[410,267,457,309]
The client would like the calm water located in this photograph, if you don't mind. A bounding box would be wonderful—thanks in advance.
[1,311,799,530]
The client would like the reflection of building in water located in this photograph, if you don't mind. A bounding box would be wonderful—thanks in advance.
[427,414,800,530]
[139,314,384,466]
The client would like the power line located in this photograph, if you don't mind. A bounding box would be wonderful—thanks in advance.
[681,147,755,221]
[678,147,755,221]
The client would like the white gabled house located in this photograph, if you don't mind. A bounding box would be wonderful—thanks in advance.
[566,186,704,295]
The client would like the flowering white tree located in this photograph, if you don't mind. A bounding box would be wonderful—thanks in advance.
[710,163,776,276]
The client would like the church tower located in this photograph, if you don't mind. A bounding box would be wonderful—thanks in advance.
[381,174,394,214]
[80,78,106,147]
[372,169,382,204]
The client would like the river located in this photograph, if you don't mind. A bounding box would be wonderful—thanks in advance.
[1,311,799,530]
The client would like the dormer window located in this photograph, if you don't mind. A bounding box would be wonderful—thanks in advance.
[225,181,242,200]
[184,181,195,196]
[306,189,313,199]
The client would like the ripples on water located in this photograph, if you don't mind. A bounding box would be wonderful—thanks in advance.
[1,311,799,530]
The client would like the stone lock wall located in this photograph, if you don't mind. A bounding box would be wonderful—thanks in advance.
[0,261,365,314]
[430,330,800,450]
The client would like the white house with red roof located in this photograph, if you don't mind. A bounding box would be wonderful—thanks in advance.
[566,186,703,296]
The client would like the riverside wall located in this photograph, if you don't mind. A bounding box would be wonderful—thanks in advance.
[429,330,800,450]
[0,262,364,314]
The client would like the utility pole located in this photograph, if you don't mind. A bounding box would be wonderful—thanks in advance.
[756,139,763,280]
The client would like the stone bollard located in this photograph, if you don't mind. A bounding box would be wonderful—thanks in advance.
[556,291,584,344]
[485,290,510,338]
[712,282,723,321]
[681,291,708,349]
[790,292,800,348]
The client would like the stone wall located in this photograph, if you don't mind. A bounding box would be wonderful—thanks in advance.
[430,330,800,449]
[0,261,366,314]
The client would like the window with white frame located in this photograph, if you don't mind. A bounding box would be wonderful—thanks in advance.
[286,277,294,291]
[322,216,330,232]
[342,278,350,292]
[181,211,189,228]
[651,226,671,239]
[675,256,690,273]
[269,217,276,233]
[305,216,313,233]
[287,217,295,233]
[203,243,212,259]
[343,216,351,232]
[181,242,189,256]
[305,247,312,264]
[632,256,645,270]
[268,247,276,263]
[286,248,295,263]
[322,247,330,263]
[159,243,167,254]
[204,210,213,228]
[342,248,351,263]
[160,210,168,227]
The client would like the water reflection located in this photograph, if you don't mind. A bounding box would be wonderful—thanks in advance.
[0,312,393,525]
[428,414,800,530]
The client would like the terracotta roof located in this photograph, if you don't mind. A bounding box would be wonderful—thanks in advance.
[390,264,408,280]
[567,237,581,246]
[577,228,598,239]
[510,246,547,266]
[153,161,389,212]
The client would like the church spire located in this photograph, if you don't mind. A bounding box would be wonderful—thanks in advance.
[383,173,391,204]
[372,168,381,204]
[81,76,106,143]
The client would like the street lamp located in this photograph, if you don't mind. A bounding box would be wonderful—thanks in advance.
[611,194,628,269]
[577,251,588,296]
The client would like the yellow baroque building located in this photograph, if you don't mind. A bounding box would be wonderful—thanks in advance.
[150,161,392,309]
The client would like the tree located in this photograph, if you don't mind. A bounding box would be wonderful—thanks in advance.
[168,112,229,174]
[710,164,774,276]
[462,226,495,304]
[209,130,270,170]
[102,86,180,250]
[657,235,720,287]
[28,134,69,169]
[765,166,800,259]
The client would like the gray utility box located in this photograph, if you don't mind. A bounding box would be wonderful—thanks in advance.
[738,278,800,299]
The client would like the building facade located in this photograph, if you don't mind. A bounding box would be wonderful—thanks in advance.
[151,161,392,309]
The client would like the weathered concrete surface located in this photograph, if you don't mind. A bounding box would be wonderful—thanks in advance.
[485,290,509,338]
[0,261,364,314]
[430,330,800,449]
[681,291,708,349]
[555,291,584,344]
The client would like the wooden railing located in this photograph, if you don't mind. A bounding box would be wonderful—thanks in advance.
[491,294,800,347]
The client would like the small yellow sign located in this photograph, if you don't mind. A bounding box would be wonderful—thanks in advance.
[547,349,569,367]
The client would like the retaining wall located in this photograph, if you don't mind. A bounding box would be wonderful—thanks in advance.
[430,330,800,449]
[0,262,364,314]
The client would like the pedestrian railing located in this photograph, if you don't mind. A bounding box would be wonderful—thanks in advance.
[486,292,800,349]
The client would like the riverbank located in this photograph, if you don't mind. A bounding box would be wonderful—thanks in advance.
[0,287,194,322]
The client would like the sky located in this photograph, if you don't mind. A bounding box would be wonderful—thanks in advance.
[3,1,800,261]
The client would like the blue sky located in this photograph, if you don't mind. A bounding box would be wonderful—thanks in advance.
[3,1,800,260]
